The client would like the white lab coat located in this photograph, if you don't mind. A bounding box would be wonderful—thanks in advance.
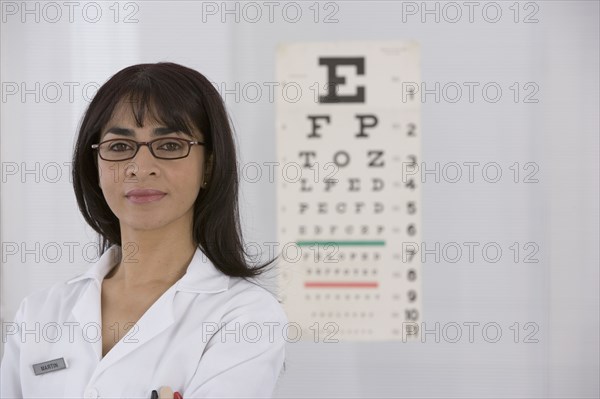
[0,245,288,398]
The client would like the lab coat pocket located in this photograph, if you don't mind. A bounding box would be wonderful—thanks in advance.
[25,357,69,398]
[22,337,80,398]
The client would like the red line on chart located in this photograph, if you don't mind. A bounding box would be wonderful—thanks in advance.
[304,282,379,288]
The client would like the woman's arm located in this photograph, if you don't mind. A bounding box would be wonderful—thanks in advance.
[183,292,288,398]
[1,298,27,398]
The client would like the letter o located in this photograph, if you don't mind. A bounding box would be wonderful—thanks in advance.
[82,82,100,102]
[242,2,262,22]
[282,2,302,23]
[442,242,462,263]
[42,242,62,263]
[242,82,262,103]
[82,322,101,343]
[42,162,62,183]
[242,322,262,343]
[333,151,350,168]
[482,2,502,23]
[482,162,502,183]
[42,322,62,343]
[244,241,262,265]
[242,161,261,183]
[442,82,462,103]
[442,2,462,23]
[282,82,301,103]
[42,2,62,23]
[482,322,502,342]
[283,322,302,342]
[42,82,62,103]
[282,242,301,263]
[82,2,102,23]
[442,322,462,343]
[282,162,302,183]
[82,242,100,262]
[442,162,462,183]
[482,82,502,103]
[482,242,502,263]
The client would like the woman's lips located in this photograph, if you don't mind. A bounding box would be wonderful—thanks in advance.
[125,189,167,204]
[126,193,166,204]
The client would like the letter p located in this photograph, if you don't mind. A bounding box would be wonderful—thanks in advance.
[1,2,19,23]
[1,82,19,103]
[2,242,19,263]
[402,2,419,23]
[2,322,20,343]
[402,82,419,102]
[201,322,219,343]
[201,2,219,22]
[402,161,419,183]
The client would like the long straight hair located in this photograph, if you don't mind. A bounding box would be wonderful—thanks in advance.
[72,62,277,278]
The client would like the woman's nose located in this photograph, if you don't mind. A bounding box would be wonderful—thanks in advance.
[126,144,159,176]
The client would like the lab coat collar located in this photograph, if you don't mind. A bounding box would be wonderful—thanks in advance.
[66,244,231,294]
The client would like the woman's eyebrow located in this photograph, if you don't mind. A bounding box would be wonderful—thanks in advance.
[103,126,184,137]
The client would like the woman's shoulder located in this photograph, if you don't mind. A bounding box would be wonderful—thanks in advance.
[220,276,289,324]
[10,273,92,321]
[15,246,119,315]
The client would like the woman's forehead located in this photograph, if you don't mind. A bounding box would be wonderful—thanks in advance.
[103,100,202,139]
[107,100,163,125]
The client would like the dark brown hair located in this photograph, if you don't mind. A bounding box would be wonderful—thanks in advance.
[72,62,278,278]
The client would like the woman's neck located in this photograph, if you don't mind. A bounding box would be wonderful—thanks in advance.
[106,229,197,290]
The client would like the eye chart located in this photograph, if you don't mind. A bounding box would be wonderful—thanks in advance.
[276,41,421,341]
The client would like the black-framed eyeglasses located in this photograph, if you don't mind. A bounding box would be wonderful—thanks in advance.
[91,138,205,161]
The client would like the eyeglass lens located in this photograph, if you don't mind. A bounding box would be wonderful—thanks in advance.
[99,139,190,160]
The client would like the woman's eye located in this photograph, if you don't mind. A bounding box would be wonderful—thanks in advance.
[159,142,182,151]
[109,142,133,152]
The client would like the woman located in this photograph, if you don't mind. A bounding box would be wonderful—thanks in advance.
[0,63,288,398]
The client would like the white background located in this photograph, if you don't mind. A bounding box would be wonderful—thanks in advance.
[1,1,598,397]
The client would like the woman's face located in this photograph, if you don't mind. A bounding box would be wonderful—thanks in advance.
[97,102,207,233]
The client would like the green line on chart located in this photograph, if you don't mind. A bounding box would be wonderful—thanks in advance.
[296,240,386,246]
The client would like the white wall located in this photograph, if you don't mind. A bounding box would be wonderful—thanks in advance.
[1,1,598,397]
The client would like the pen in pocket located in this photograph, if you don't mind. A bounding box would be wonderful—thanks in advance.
[151,387,182,398]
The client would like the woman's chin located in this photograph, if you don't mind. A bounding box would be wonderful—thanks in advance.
[120,219,170,233]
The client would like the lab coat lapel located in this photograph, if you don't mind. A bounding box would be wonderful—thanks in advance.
[70,279,103,361]
[68,246,120,362]
[67,244,230,380]
[93,246,229,374]
[92,285,176,378]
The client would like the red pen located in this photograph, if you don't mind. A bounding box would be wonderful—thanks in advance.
[174,392,183,399]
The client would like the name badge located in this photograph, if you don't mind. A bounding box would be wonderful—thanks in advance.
[32,357,68,376]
